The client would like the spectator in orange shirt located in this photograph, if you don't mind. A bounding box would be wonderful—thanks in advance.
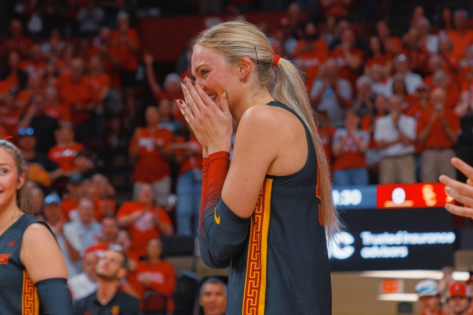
[61,173,87,221]
[17,71,43,110]
[116,184,173,258]
[0,19,33,59]
[19,44,47,75]
[439,35,460,73]
[447,9,473,59]
[431,70,459,109]
[87,174,116,222]
[424,54,450,90]
[417,88,461,182]
[0,51,28,91]
[173,131,203,236]
[109,11,140,116]
[332,111,370,186]
[130,106,174,206]
[377,21,402,57]
[388,54,423,95]
[59,58,97,147]
[316,110,337,169]
[85,216,119,257]
[330,28,364,89]
[0,91,21,143]
[320,0,352,19]
[365,36,392,76]
[133,238,176,314]
[43,86,70,122]
[48,124,85,173]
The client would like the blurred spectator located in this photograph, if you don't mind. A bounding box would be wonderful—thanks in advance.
[330,28,364,89]
[0,19,33,59]
[19,44,46,75]
[316,110,337,168]
[0,92,20,143]
[438,7,453,33]
[365,35,392,76]
[310,59,352,127]
[18,93,60,155]
[424,54,449,90]
[390,74,420,117]
[64,197,103,257]
[117,183,173,258]
[369,64,389,96]
[410,5,425,28]
[199,278,227,315]
[376,21,402,57]
[174,130,203,235]
[69,252,99,301]
[129,106,173,206]
[332,111,369,186]
[116,229,139,274]
[416,17,439,56]
[416,83,431,113]
[87,174,116,222]
[17,71,43,110]
[132,238,176,313]
[144,52,185,127]
[74,150,96,179]
[320,0,352,19]
[158,99,183,136]
[447,9,473,60]
[432,70,460,109]
[272,17,298,59]
[44,193,80,278]
[19,128,62,187]
[48,124,85,174]
[388,54,423,95]
[59,58,97,147]
[415,279,443,315]
[77,0,105,37]
[30,186,45,216]
[0,51,28,91]
[74,248,139,315]
[446,282,470,315]
[109,11,140,117]
[320,16,337,48]
[85,215,119,256]
[439,34,460,72]
[352,75,374,117]
[417,88,460,182]
[43,86,71,123]
[374,96,416,183]
[293,22,329,90]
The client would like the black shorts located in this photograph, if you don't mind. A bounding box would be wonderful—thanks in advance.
[120,70,136,87]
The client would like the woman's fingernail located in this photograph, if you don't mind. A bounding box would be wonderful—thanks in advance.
[183,77,188,84]
[445,187,452,194]
[181,83,187,91]
[191,81,196,86]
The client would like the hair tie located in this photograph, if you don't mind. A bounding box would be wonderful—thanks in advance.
[272,44,280,69]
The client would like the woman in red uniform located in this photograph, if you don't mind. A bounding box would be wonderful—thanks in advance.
[178,21,340,315]
[0,140,73,314]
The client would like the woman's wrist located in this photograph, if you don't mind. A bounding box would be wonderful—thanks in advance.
[208,143,231,155]
[203,147,209,158]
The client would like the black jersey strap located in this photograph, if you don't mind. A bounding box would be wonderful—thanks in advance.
[37,278,73,315]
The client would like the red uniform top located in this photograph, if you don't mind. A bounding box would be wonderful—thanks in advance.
[130,127,173,183]
[48,143,85,172]
[131,260,176,312]
[116,202,173,257]
[417,109,461,149]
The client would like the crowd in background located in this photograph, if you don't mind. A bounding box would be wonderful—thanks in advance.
[1,0,473,314]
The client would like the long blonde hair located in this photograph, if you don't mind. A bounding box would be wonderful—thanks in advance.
[195,21,340,237]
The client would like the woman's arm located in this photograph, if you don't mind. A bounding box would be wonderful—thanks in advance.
[21,223,73,314]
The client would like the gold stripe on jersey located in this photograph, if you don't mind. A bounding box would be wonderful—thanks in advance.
[242,178,273,315]
[22,271,39,315]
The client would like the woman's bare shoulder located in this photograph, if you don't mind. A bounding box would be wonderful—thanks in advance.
[238,104,288,132]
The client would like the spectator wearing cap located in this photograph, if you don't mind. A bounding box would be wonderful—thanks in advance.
[374,95,417,183]
[64,197,102,260]
[117,183,173,258]
[130,106,174,206]
[44,193,81,278]
[352,76,374,118]
[48,124,85,174]
[330,28,364,90]
[447,9,473,60]
[18,127,62,187]
[416,279,444,315]
[446,282,470,315]
[73,248,139,315]
[69,252,99,301]
[199,278,227,315]
[18,93,60,155]
[417,88,460,182]
[61,172,87,221]
[109,11,140,117]
[310,59,352,127]
[388,54,423,96]
[332,111,370,186]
